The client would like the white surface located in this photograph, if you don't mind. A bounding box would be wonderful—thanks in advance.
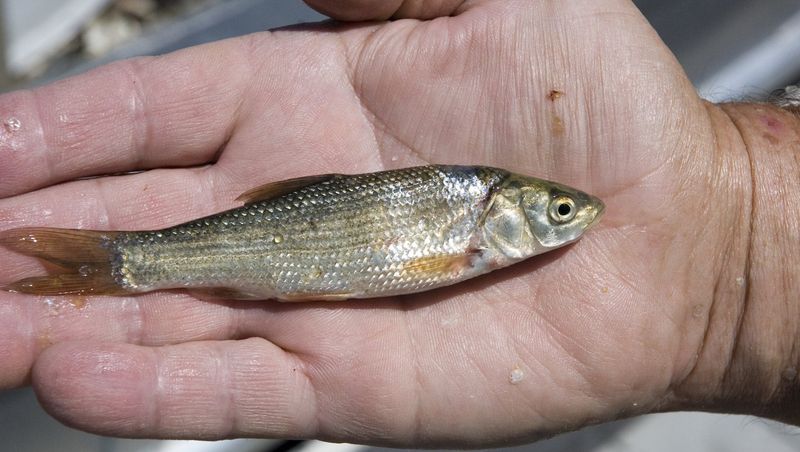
[0,387,278,452]
[594,412,800,452]
[299,441,365,452]
[326,412,800,452]
[3,0,111,75]
[698,9,800,101]
[153,439,272,452]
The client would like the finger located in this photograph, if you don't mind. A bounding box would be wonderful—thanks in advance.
[0,168,245,389]
[0,38,251,198]
[0,165,309,390]
[303,0,640,21]
[0,159,376,281]
[303,0,470,20]
[33,339,318,440]
[0,150,381,392]
[0,167,225,283]
[0,291,245,389]
[0,166,228,231]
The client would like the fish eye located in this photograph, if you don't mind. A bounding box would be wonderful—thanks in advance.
[549,196,577,223]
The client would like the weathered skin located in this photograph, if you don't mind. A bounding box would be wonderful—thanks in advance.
[1,165,604,300]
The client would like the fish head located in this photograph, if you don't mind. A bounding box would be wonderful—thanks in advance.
[480,174,604,260]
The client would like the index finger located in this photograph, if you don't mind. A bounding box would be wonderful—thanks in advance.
[0,38,251,198]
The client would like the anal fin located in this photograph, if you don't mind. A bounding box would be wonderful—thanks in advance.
[401,254,474,277]
[278,292,357,302]
[190,287,263,300]
[191,288,356,302]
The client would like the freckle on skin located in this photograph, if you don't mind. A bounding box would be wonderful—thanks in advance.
[759,114,784,146]
[552,114,565,136]
[760,115,783,133]
[762,132,779,145]
[38,333,52,349]
[548,89,564,101]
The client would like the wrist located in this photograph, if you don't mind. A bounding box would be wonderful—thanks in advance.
[672,102,800,420]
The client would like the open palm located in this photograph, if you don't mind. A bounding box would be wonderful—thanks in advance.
[0,0,734,446]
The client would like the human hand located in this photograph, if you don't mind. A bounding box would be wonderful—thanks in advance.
[1,0,795,446]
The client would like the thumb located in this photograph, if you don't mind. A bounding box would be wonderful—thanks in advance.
[303,0,469,21]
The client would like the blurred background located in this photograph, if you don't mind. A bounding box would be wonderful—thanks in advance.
[2,0,799,96]
[1,0,800,451]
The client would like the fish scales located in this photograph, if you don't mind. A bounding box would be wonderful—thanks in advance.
[113,166,508,299]
[0,165,605,300]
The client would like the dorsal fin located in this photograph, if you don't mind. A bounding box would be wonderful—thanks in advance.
[235,174,338,205]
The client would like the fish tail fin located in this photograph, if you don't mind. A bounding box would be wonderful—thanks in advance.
[0,227,128,296]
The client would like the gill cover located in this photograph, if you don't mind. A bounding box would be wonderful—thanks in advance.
[480,174,604,261]
[481,185,542,259]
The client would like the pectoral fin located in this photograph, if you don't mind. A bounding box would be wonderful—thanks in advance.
[401,254,475,277]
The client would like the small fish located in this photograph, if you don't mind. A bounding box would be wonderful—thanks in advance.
[0,165,604,301]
